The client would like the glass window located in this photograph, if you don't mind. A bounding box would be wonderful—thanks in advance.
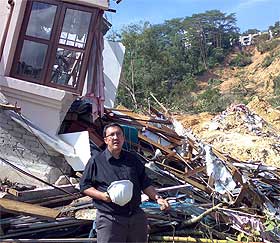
[11,0,99,94]
[51,48,83,88]
[59,8,92,49]
[16,40,48,80]
[26,2,57,40]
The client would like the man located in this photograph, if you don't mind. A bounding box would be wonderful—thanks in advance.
[80,123,170,243]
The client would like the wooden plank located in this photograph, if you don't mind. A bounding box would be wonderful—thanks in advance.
[1,220,91,239]
[107,111,172,125]
[154,161,211,193]
[0,103,21,112]
[6,184,78,202]
[184,166,206,178]
[0,198,60,219]
[138,133,182,160]
[146,125,182,141]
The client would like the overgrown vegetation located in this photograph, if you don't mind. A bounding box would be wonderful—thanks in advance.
[112,12,280,113]
[256,38,280,53]
[268,97,280,108]
[262,55,275,67]
[114,10,239,112]
[273,75,280,95]
[230,52,252,67]
[208,78,223,86]
[196,88,228,112]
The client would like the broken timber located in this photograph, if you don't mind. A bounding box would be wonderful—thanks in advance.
[0,198,60,219]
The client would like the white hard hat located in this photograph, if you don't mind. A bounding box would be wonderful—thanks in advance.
[107,180,134,206]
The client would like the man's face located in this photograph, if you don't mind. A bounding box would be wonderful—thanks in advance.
[104,126,125,154]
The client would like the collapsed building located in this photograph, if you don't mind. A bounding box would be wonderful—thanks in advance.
[1,1,280,243]
[0,0,125,185]
[2,99,280,242]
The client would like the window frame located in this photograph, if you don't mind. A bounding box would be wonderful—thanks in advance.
[11,0,99,95]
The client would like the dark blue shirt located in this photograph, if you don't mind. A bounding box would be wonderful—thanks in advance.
[79,149,152,216]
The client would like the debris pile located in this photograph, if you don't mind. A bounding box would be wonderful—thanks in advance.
[1,99,280,242]
[177,97,280,167]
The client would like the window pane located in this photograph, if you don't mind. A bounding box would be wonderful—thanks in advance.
[16,40,48,80]
[51,48,84,88]
[59,8,92,49]
[26,2,57,40]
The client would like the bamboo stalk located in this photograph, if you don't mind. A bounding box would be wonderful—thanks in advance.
[182,203,223,226]
[149,236,263,243]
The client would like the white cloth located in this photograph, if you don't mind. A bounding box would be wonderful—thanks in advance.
[107,180,133,206]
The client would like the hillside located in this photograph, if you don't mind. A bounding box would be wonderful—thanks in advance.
[176,42,280,166]
[219,45,280,98]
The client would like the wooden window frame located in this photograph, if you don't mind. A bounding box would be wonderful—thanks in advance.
[11,0,100,95]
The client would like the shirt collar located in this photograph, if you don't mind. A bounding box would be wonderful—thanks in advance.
[105,148,124,161]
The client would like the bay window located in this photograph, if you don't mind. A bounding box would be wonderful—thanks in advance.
[11,0,101,94]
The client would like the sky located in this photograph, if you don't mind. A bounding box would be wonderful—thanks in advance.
[107,0,280,33]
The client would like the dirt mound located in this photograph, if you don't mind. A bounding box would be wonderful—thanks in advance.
[217,45,280,97]
[174,112,214,130]
[176,98,280,167]
[247,96,280,131]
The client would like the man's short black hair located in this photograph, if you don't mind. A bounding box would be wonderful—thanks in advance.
[103,123,124,138]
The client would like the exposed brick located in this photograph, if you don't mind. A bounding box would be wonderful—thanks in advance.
[22,150,39,161]
[7,119,18,126]
[0,133,15,142]
[38,157,52,164]
[0,116,9,124]
[25,140,40,149]
[45,149,61,157]
[28,145,46,154]
[8,130,23,139]
[0,108,72,186]
[12,126,28,134]
[0,127,8,134]
[22,134,38,142]
[0,123,13,130]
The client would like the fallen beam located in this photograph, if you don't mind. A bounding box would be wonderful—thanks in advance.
[0,198,60,219]
[149,236,263,242]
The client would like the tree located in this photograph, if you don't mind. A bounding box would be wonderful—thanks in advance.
[269,21,280,37]
[115,10,239,112]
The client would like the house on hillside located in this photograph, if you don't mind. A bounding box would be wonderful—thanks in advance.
[239,30,273,46]
[0,0,125,186]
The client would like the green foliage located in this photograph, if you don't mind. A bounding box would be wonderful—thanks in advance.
[256,38,280,53]
[115,10,239,111]
[269,21,280,38]
[166,75,197,111]
[262,55,275,68]
[263,211,280,236]
[208,48,226,68]
[208,78,223,86]
[230,52,252,67]
[243,28,260,35]
[268,96,280,108]
[196,88,228,112]
[273,75,280,95]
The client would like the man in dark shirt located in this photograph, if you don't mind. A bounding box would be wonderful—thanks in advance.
[80,123,170,243]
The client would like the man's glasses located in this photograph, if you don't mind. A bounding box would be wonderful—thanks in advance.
[105,131,123,138]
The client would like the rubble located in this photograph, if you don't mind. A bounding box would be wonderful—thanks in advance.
[177,97,280,167]
[1,98,280,242]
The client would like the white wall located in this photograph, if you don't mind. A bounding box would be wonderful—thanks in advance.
[103,40,125,108]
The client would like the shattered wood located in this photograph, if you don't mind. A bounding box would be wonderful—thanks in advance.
[1,102,280,242]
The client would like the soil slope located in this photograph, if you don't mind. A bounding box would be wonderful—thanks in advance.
[176,44,280,166]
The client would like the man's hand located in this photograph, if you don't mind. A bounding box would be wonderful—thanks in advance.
[83,187,112,203]
[103,192,112,203]
[156,197,170,211]
[143,186,171,211]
